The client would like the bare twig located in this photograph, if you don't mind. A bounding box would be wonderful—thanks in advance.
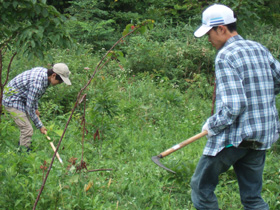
[3,52,17,87]
[87,168,113,172]
[81,94,87,162]
[33,25,141,210]
[0,49,2,86]
[0,50,17,120]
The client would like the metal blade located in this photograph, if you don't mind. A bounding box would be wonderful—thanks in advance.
[151,156,176,174]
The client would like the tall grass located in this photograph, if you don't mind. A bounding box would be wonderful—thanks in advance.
[1,60,280,209]
[1,25,280,209]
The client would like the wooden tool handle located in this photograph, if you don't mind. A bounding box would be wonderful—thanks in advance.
[159,130,208,158]
[49,142,63,164]
[44,132,63,165]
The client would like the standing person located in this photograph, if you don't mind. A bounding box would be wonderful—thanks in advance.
[3,63,72,151]
[191,4,280,210]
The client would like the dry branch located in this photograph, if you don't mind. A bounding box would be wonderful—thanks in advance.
[33,25,141,210]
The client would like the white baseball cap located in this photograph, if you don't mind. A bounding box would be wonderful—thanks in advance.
[194,4,237,38]
[53,63,72,85]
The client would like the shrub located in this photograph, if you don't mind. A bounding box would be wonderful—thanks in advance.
[120,24,215,92]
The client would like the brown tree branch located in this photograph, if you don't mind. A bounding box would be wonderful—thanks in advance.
[0,50,3,87]
[33,25,141,210]
[3,52,17,87]
[87,168,113,172]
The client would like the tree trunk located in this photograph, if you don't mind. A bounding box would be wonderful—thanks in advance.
[0,86,3,123]
[0,51,17,122]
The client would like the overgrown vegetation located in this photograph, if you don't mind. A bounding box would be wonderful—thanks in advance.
[1,0,280,209]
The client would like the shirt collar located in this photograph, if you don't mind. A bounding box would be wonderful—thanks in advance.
[223,35,244,48]
[42,68,50,87]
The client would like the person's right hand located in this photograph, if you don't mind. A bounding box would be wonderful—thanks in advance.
[40,126,47,135]
[202,119,214,137]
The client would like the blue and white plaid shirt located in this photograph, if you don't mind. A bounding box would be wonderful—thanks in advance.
[205,35,280,156]
[3,67,49,129]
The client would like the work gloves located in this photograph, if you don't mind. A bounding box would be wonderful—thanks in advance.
[202,119,214,137]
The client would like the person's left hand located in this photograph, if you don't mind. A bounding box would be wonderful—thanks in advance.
[35,110,40,117]
[40,126,47,135]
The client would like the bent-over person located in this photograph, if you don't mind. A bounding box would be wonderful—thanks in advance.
[2,63,71,152]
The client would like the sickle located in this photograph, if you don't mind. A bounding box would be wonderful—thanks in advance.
[151,131,207,173]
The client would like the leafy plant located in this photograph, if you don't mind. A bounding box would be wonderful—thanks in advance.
[121,28,215,92]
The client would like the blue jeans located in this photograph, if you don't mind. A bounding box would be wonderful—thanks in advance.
[190,147,268,210]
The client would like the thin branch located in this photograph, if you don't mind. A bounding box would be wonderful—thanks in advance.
[0,49,3,87]
[80,27,138,94]
[3,52,17,87]
[32,49,113,210]
[87,168,113,172]
[33,25,145,210]
[81,94,87,162]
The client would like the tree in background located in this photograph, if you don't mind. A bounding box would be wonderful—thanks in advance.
[0,0,72,121]
[64,0,280,50]
[46,0,70,13]
[65,0,117,50]
[64,0,204,49]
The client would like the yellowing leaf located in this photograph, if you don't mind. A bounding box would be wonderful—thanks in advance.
[84,181,94,192]
[108,178,112,188]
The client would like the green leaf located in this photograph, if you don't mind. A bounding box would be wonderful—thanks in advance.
[12,1,18,8]
[122,24,134,36]
[42,8,48,17]
[117,56,126,65]
[35,4,41,14]
[115,50,124,57]
[36,30,43,39]
[147,23,154,30]
[54,129,64,137]
[139,26,147,35]
[3,2,10,8]
[30,40,35,48]
[15,199,22,207]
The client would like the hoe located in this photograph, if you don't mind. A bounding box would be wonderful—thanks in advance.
[151,130,207,173]
[38,117,63,165]
[44,132,63,165]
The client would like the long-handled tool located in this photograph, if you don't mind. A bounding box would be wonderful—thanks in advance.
[37,115,63,165]
[44,133,63,165]
[151,130,207,173]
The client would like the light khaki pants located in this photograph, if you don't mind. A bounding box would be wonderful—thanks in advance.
[5,107,33,148]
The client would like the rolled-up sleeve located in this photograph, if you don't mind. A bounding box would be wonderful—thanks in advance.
[208,59,247,135]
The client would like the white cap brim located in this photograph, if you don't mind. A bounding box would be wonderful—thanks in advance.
[61,76,71,85]
[194,25,213,37]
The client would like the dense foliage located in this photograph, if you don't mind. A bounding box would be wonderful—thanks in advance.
[62,0,280,48]
[1,0,280,209]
